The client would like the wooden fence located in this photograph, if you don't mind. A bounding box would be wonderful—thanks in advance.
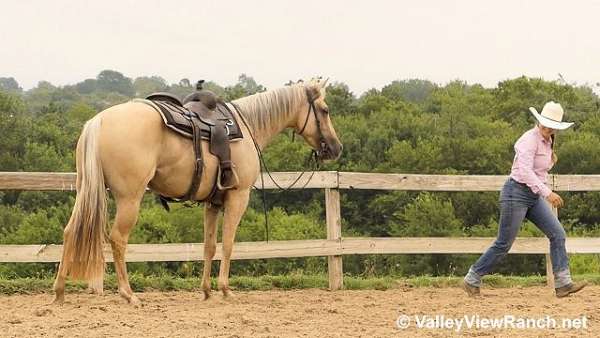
[2,171,600,290]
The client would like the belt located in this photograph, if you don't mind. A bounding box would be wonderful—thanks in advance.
[508,177,529,188]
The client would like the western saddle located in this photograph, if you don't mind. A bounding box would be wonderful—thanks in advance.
[141,80,243,209]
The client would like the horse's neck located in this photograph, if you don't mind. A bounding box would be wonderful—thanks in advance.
[234,89,305,149]
[253,113,296,149]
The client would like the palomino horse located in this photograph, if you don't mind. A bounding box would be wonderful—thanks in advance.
[52,79,342,305]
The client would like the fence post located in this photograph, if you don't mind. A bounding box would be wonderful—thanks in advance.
[325,188,343,290]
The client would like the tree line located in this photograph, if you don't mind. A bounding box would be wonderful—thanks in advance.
[1,70,600,279]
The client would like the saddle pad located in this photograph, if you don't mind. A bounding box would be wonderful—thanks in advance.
[135,99,243,141]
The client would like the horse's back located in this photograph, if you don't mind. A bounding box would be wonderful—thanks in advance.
[93,100,259,201]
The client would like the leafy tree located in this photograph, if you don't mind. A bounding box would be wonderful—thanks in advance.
[381,79,436,104]
[133,76,169,97]
[24,81,57,113]
[224,74,265,100]
[492,76,579,126]
[390,192,463,237]
[74,78,97,94]
[167,79,193,99]
[96,70,135,96]
[0,77,22,93]
[325,82,356,116]
[0,92,29,171]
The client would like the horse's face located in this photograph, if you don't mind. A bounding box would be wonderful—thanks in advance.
[297,82,343,162]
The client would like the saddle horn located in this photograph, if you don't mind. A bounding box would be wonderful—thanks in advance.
[183,79,219,109]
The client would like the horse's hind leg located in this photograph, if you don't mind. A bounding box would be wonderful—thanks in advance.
[218,189,250,297]
[109,195,143,305]
[52,226,74,305]
[201,204,219,300]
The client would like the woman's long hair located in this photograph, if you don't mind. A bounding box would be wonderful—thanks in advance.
[537,123,558,165]
[551,134,558,164]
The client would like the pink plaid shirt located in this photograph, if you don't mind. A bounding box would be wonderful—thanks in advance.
[510,127,553,197]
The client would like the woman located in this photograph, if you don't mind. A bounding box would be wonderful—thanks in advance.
[463,101,586,298]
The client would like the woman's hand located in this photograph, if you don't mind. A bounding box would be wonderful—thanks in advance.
[547,192,564,208]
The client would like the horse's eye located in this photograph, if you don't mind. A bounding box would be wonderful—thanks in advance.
[322,107,329,115]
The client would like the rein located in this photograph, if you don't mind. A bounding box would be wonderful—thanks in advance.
[230,98,323,242]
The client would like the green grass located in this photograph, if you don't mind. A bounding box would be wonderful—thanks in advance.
[0,274,598,295]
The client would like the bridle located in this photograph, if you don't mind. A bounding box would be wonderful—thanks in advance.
[296,91,330,160]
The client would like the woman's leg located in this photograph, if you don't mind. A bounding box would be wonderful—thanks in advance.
[526,198,571,288]
[464,199,528,287]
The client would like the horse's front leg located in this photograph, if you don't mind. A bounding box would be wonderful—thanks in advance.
[218,189,250,297]
[201,204,219,299]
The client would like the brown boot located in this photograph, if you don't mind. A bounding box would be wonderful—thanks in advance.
[462,280,480,297]
[555,281,587,298]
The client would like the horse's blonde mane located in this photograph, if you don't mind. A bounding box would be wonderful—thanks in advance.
[232,84,308,134]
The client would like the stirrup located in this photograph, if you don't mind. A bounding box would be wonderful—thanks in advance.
[217,164,240,190]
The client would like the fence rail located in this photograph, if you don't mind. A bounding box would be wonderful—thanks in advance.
[3,238,600,263]
[3,172,600,191]
[2,171,600,290]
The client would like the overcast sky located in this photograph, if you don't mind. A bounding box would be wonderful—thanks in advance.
[1,0,599,94]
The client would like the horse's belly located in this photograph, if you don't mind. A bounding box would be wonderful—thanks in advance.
[149,132,219,200]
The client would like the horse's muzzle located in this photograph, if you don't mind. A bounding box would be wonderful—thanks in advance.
[317,141,342,162]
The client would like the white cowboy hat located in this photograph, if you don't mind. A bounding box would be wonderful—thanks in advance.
[529,101,574,130]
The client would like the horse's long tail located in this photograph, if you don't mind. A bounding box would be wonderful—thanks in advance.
[62,116,108,291]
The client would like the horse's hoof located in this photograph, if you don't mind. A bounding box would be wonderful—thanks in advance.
[88,288,104,296]
[129,296,142,308]
[203,290,211,300]
[221,287,234,298]
[119,289,140,306]
[88,279,104,295]
[51,295,64,306]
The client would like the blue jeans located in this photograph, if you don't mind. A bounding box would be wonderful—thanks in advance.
[464,178,571,288]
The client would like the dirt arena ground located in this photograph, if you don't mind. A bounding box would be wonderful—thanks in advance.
[2,286,599,338]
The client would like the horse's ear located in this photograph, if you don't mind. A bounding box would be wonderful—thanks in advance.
[321,78,329,88]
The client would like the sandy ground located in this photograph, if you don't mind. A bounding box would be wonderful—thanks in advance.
[1,286,599,338]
